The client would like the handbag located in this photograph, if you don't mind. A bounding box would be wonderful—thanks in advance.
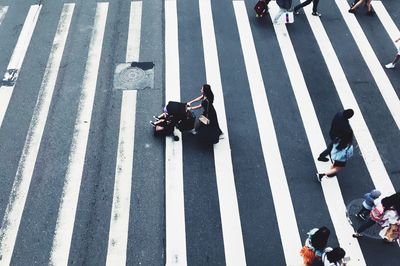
[284,11,294,23]
[198,99,210,125]
[330,143,353,162]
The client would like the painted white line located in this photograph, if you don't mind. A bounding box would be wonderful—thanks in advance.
[303,2,395,194]
[165,1,187,265]
[49,3,108,265]
[0,5,41,129]
[199,1,246,265]
[0,4,74,265]
[373,2,400,47]
[233,2,302,265]
[271,2,368,264]
[0,6,8,25]
[335,0,400,131]
[106,1,142,265]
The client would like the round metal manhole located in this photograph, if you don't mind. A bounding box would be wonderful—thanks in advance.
[113,62,154,91]
[346,198,382,239]
[118,67,146,87]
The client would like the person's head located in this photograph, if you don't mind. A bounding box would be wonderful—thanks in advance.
[343,109,354,119]
[326,247,346,263]
[382,192,400,212]
[202,84,214,103]
[311,226,330,250]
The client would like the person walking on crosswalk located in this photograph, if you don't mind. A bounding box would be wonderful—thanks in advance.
[317,109,354,162]
[385,37,400,69]
[293,0,321,17]
[348,0,374,16]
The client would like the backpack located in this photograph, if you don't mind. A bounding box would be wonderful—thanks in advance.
[254,0,270,18]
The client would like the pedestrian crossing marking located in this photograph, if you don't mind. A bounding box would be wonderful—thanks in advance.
[200,0,246,265]
[49,3,108,265]
[0,4,45,265]
[0,6,8,26]
[373,2,400,49]
[336,0,400,132]
[106,1,142,265]
[0,1,398,264]
[165,0,187,265]
[0,5,41,130]
[270,2,367,264]
[233,2,303,265]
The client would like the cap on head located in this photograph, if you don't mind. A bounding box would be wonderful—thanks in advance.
[371,189,381,198]
[343,109,354,119]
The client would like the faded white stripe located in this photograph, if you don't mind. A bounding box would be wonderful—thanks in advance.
[165,0,187,265]
[199,1,246,265]
[335,0,400,132]
[106,1,142,265]
[0,6,8,25]
[233,2,302,265]
[49,3,108,265]
[0,4,73,265]
[0,5,41,130]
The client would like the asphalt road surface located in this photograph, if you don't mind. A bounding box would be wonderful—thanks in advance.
[0,0,399,265]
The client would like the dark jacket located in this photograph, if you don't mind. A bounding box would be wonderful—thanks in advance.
[276,0,292,9]
[329,111,353,141]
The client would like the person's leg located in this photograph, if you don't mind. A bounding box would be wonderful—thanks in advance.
[318,141,333,160]
[312,0,320,13]
[349,0,365,12]
[294,0,313,13]
[385,48,400,68]
[354,218,376,235]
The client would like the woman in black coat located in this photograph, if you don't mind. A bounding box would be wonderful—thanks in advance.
[187,84,223,144]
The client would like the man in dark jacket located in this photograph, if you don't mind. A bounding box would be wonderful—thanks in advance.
[293,0,321,17]
[318,109,354,162]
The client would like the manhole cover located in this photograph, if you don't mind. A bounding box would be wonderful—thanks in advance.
[113,62,154,90]
[346,198,382,239]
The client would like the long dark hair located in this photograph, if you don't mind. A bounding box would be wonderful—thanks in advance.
[311,226,330,250]
[336,131,353,150]
[382,192,400,212]
[326,247,345,263]
[202,84,214,104]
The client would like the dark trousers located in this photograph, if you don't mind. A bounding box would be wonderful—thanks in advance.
[293,0,319,13]
[356,218,376,233]
[319,141,333,159]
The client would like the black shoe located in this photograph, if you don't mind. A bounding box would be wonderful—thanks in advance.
[312,12,321,17]
[352,233,363,238]
[149,121,156,127]
[316,173,324,182]
[317,156,329,162]
[294,11,300,15]
[348,9,355,14]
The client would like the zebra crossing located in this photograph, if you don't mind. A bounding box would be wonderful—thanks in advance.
[0,0,399,265]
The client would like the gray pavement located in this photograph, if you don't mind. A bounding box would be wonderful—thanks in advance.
[0,0,399,265]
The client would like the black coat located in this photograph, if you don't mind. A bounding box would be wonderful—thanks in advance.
[276,0,292,9]
[329,111,353,141]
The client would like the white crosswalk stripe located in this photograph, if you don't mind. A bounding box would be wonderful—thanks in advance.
[0,1,399,265]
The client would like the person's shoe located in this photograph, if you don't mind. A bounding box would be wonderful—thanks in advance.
[352,232,363,238]
[385,63,395,69]
[294,11,300,15]
[348,9,355,14]
[149,121,156,127]
[317,156,329,162]
[316,173,324,182]
[312,12,321,17]
[153,115,160,121]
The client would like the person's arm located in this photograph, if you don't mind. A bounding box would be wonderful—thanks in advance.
[187,95,203,106]
[188,104,202,111]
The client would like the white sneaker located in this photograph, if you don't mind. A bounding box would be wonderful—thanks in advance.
[385,63,395,69]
